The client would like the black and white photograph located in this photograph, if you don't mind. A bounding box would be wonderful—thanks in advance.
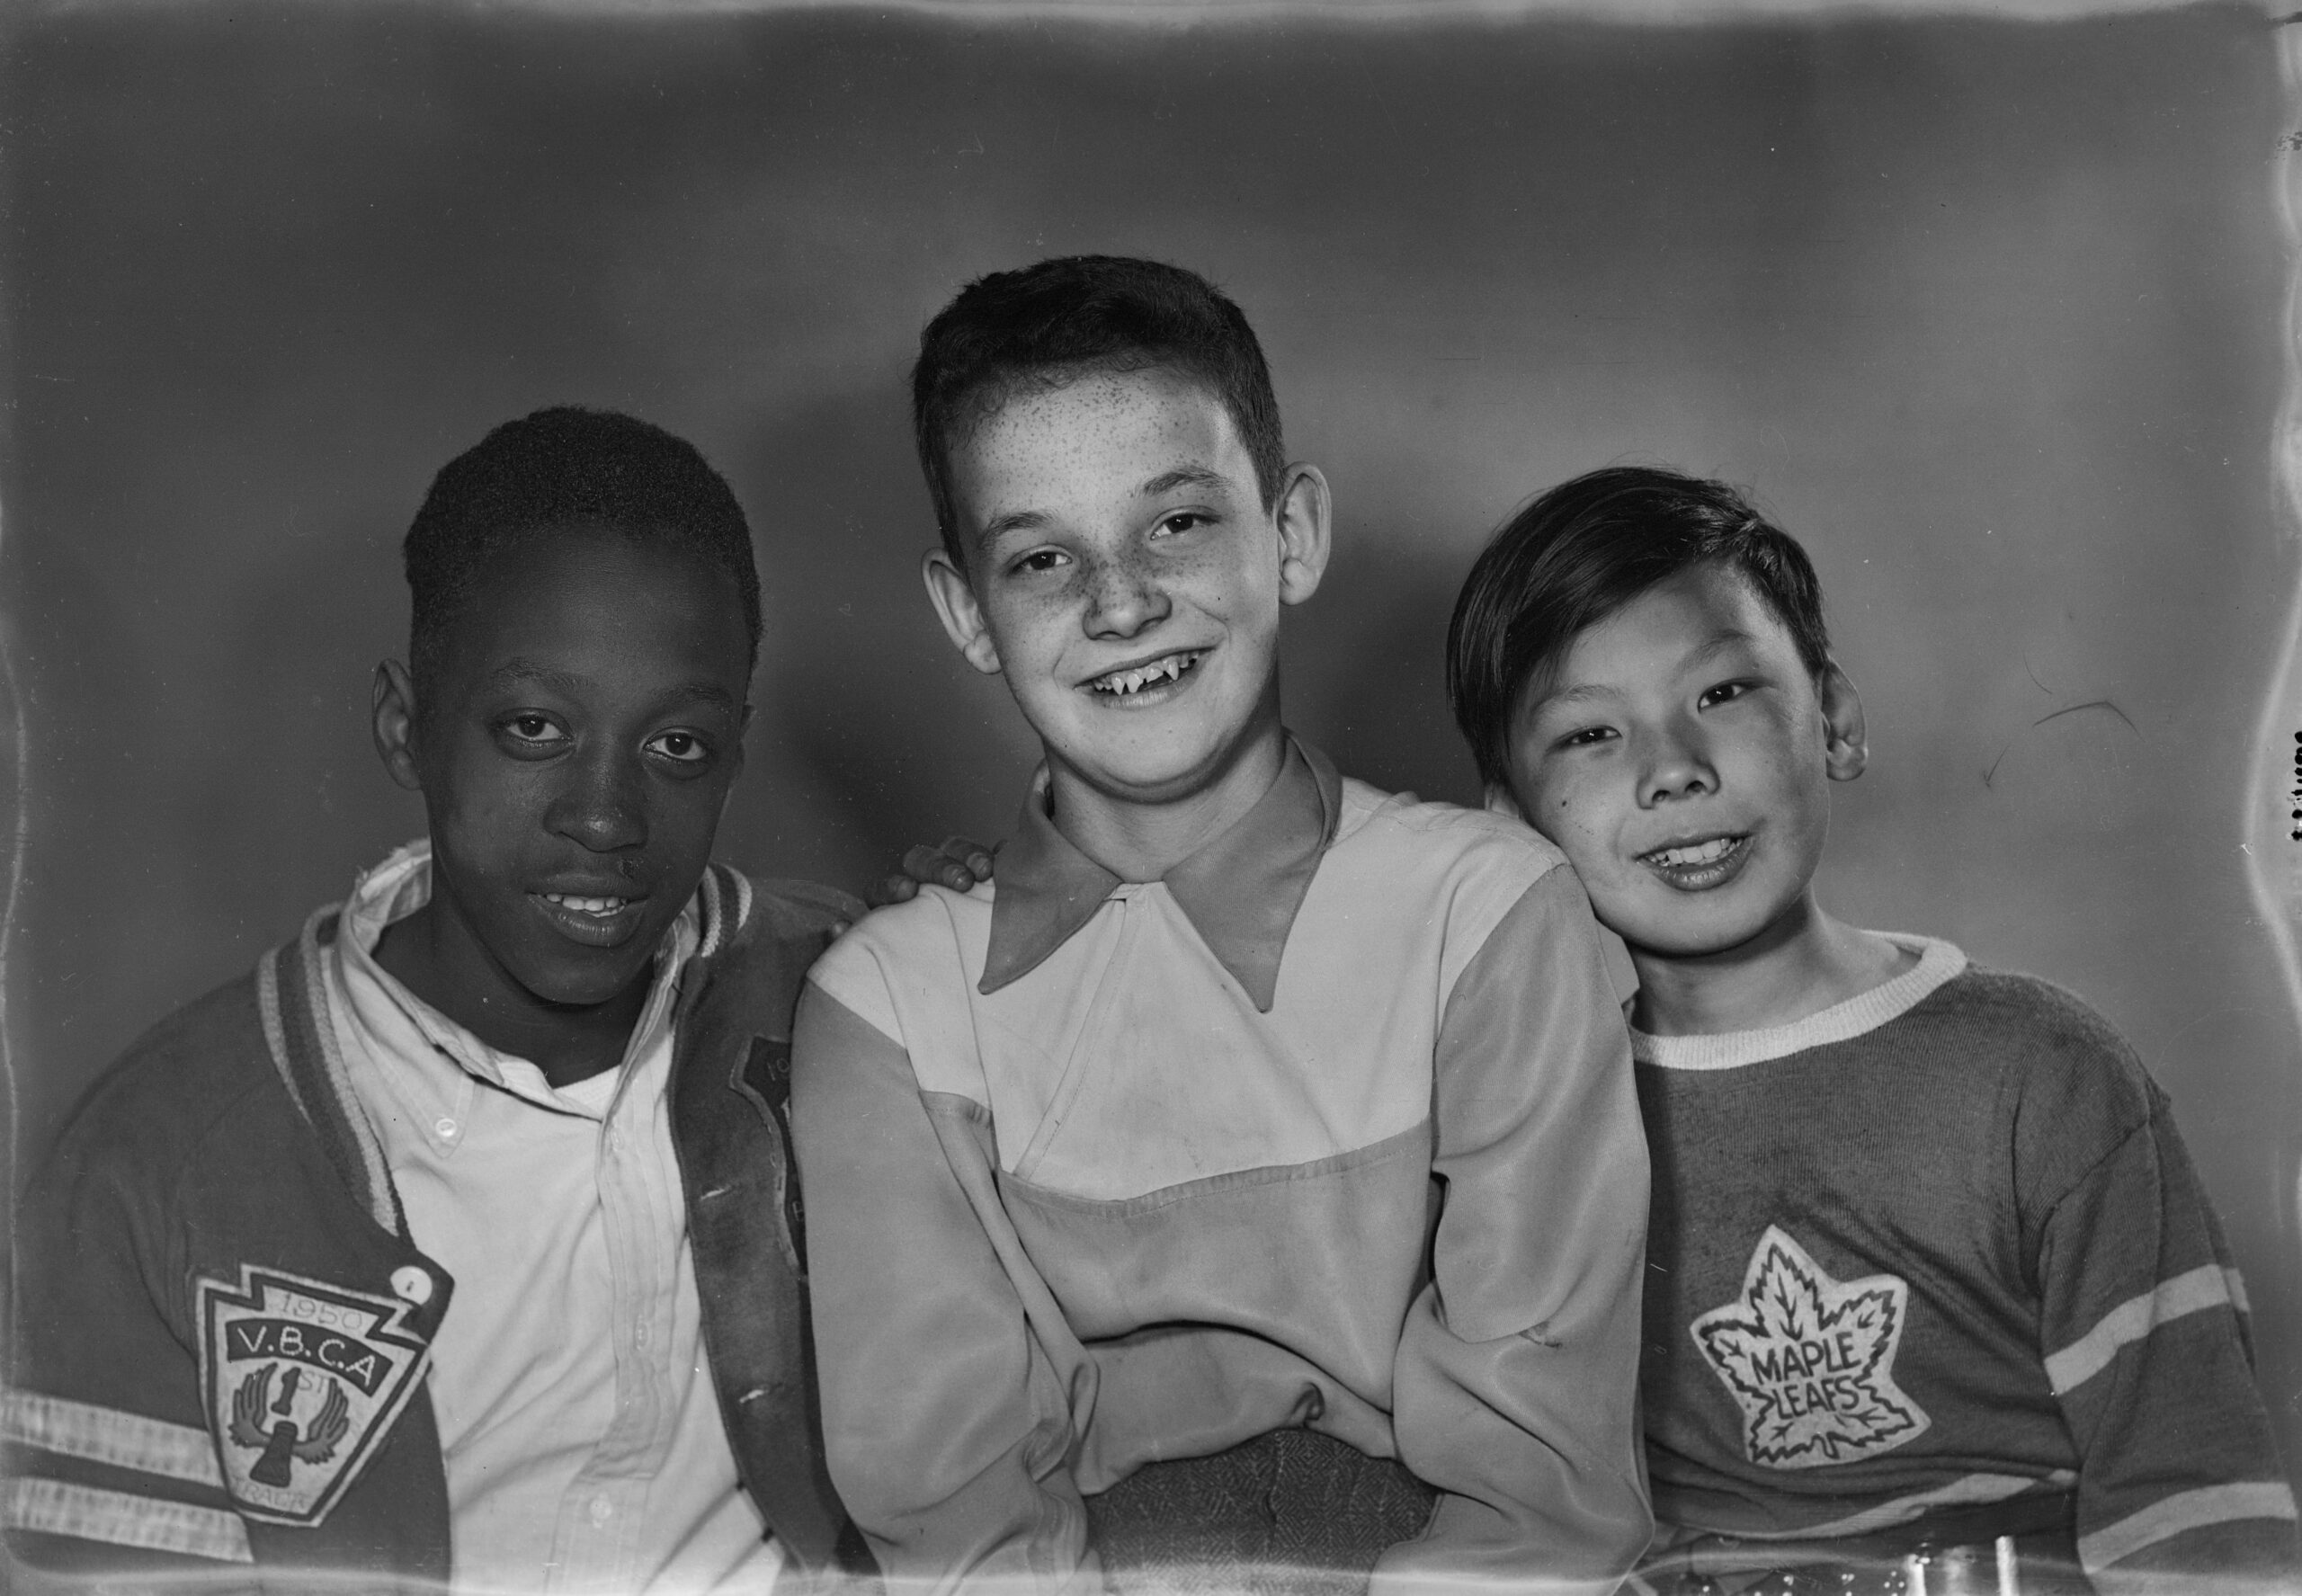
[4,1,2300,1592]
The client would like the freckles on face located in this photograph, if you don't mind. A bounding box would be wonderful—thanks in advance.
[944,369,1286,799]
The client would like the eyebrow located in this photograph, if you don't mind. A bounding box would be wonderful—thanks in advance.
[1140,466,1227,496]
[978,509,1048,543]
[974,464,1231,546]
[486,661,739,712]
[1527,628,1764,714]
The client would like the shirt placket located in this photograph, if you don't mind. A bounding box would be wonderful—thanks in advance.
[546,1079,680,1592]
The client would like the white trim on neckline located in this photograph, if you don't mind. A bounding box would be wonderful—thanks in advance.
[1630,933,1967,1070]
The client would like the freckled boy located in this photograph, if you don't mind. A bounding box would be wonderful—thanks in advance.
[8,409,868,1592]
[791,257,1654,1594]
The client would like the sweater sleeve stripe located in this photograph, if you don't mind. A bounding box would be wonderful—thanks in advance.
[2044,1264,2242,1395]
[3,1393,221,1487]
[2,1478,252,1563]
[2078,1483,2299,1572]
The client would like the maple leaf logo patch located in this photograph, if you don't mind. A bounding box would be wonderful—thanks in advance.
[1691,1226,1930,1469]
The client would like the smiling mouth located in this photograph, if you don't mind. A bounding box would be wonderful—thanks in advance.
[530,891,648,948]
[1637,833,1752,889]
[1085,649,1206,701]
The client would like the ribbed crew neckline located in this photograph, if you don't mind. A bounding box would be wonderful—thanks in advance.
[1629,932,1967,1071]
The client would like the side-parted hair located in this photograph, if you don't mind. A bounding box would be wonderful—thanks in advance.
[1446,465,1832,792]
[911,254,1286,565]
[403,406,762,694]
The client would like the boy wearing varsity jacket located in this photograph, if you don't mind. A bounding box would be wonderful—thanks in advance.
[7,410,867,1591]
[1446,466,2298,1593]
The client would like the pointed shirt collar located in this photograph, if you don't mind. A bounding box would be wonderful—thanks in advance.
[980,736,1343,1012]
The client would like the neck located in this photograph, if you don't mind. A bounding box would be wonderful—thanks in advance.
[1627,894,1912,1038]
[1045,714,1289,883]
[371,904,648,1089]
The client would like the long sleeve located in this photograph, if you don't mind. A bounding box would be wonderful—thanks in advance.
[1379,865,1654,1594]
[791,978,1100,1596]
[5,1112,253,1581]
[2031,1087,2298,1592]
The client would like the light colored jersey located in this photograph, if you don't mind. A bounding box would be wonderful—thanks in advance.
[797,739,1653,1594]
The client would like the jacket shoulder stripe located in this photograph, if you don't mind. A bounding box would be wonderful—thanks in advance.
[695,864,754,960]
[4,1476,252,1563]
[3,1393,221,1487]
[2078,1482,2300,1571]
[290,925,401,1235]
[2046,1264,2241,1395]
[254,947,312,1127]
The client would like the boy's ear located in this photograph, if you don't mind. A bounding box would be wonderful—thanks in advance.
[1820,659,1868,781]
[371,660,424,792]
[1273,463,1332,607]
[922,548,1004,676]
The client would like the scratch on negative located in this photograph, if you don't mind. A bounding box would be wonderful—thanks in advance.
[1983,744,2012,789]
[2032,699,2137,734]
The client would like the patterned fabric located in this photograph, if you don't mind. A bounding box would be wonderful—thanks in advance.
[1087,1430,1436,1596]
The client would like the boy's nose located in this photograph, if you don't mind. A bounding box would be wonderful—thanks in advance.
[1637,727,1718,806]
[546,755,649,852]
[1080,556,1172,638]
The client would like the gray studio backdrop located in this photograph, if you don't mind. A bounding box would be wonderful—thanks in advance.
[8,0,2299,1467]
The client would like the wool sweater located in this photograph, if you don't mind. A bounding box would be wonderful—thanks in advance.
[1634,935,2298,1591]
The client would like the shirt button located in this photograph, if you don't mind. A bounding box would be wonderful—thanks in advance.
[389,1266,433,1306]
[634,1323,651,1350]
[433,1117,459,1140]
[588,1496,613,1527]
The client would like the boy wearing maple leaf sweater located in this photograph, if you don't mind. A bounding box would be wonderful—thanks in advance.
[1445,466,2299,1593]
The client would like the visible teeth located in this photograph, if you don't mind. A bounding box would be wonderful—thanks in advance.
[1093,651,1200,696]
[1648,838,1736,869]
[545,894,626,914]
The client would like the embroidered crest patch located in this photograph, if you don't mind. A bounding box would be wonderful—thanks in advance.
[196,1265,432,1524]
[1691,1226,1930,1469]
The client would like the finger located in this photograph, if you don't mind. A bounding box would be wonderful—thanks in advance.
[941,836,997,878]
[873,872,920,906]
[902,843,950,882]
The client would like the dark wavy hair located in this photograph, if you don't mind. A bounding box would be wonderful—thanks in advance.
[912,255,1285,565]
[403,406,760,694]
[1446,465,1831,791]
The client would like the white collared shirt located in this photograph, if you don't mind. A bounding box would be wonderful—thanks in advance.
[325,842,781,1595]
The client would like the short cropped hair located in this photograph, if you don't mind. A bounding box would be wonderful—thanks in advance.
[403,406,762,694]
[1446,465,1832,792]
[911,255,1286,563]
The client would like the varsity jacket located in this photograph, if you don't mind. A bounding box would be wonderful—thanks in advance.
[5,864,865,1591]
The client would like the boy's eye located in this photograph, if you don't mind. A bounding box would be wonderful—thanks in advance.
[646,730,711,765]
[1009,548,1070,576]
[1153,512,1210,538]
[1699,681,1753,710]
[1556,726,1618,751]
[498,713,569,750]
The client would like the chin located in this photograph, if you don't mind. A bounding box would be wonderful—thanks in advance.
[514,948,658,1010]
